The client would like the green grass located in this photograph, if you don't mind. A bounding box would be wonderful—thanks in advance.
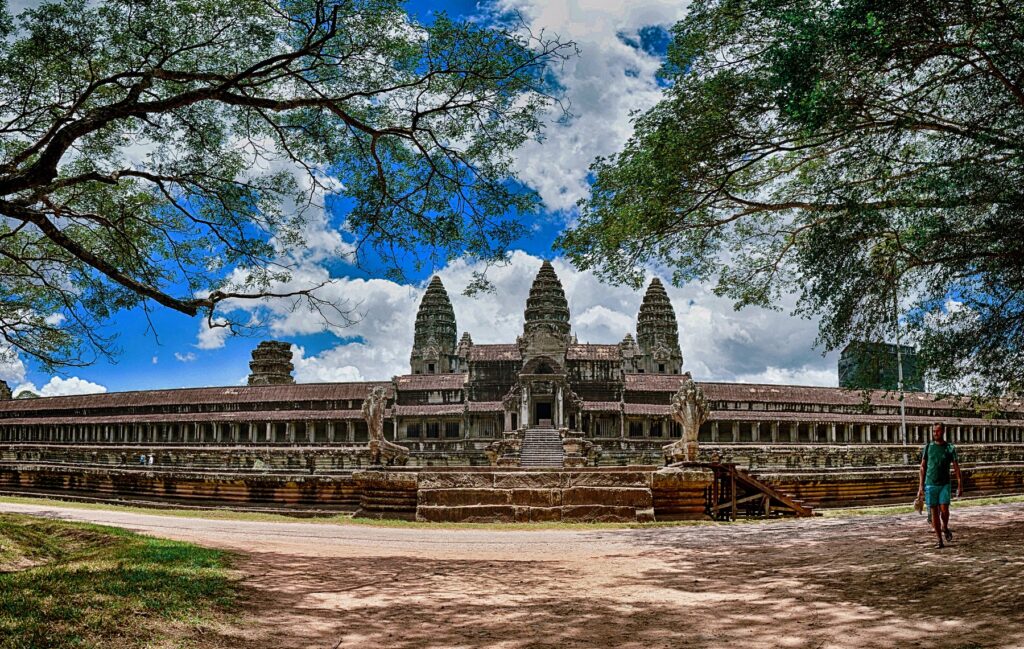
[0,513,236,649]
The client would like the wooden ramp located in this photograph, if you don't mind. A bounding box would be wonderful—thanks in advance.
[674,462,815,520]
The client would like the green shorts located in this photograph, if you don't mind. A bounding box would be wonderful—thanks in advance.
[924,483,951,507]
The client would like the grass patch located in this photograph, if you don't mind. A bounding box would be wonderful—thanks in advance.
[0,513,235,648]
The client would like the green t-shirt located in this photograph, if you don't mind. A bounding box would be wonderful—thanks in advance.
[921,442,958,486]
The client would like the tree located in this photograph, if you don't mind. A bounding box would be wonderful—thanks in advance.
[0,0,571,369]
[559,0,1024,396]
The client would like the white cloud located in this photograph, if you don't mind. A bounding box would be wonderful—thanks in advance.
[196,317,231,350]
[174,351,197,363]
[0,345,26,385]
[151,356,159,364]
[733,366,838,387]
[218,251,837,386]
[494,0,689,212]
[15,376,107,398]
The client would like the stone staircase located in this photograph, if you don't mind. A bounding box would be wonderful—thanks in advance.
[520,427,564,467]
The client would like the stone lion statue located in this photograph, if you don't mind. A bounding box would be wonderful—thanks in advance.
[362,386,409,465]
[663,372,708,463]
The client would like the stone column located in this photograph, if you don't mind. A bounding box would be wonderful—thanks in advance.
[711,421,719,443]
[346,420,354,443]
[327,422,335,444]
[731,421,739,443]
[828,423,837,444]
[771,421,779,443]
[751,422,760,443]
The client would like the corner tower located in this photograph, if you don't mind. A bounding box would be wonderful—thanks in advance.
[410,275,459,374]
[633,278,683,374]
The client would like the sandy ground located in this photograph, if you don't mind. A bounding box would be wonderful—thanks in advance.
[1,501,1022,649]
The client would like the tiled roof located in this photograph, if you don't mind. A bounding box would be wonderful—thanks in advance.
[582,401,622,412]
[467,401,503,413]
[0,409,369,425]
[624,403,673,416]
[566,344,621,361]
[624,374,688,392]
[468,344,521,362]
[392,403,464,416]
[624,375,1024,414]
[393,373,467,390]
[708,411,1024,427]
[0,382,392,414]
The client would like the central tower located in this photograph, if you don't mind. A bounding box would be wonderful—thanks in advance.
[513,261,574,428]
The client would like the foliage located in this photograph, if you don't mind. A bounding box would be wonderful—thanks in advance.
[0,0,572,368]
[560,0,1024,395]
[0,513,234,648]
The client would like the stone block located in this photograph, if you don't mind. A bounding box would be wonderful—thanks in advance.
[509,489,561,507]
[651,467,714,491]
[562,486,652,508]
[527,506,562,522]
[418,488,511,507]
[565,471,652,488]
[417,472,494,490]
[416,505,516,523]
[560,505,638,522]
[492,471,566,489]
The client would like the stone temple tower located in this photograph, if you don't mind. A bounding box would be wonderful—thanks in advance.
[410,275,459,374]
[519,261,572,364]
[633,278,683,374]
[247,341,295,385]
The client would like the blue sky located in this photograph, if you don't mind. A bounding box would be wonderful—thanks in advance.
[4,0,843,397]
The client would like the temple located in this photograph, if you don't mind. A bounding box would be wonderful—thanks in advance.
[1,260,1023,468]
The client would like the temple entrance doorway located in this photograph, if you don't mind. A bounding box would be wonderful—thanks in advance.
[534,401,552,426]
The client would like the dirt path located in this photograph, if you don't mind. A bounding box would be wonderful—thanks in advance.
[2,501,1022,649]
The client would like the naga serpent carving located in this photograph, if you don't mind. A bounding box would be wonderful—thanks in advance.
[362,386,409,466]
[663,372,709,463]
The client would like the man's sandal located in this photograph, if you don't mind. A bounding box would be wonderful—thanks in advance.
[944,529,953,542]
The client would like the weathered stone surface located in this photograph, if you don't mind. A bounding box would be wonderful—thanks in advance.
[417,472,494,490]
[560,505,638,522]
[492,471,567,489]
[418,488,510,507]
[562,486,652,508]
[509,489,562,507]
[652,467,715,490]
[416,505,516,523]
[565,471,652,488]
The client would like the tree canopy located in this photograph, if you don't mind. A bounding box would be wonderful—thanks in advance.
[0,0,571,369]
[560,0,1024,396]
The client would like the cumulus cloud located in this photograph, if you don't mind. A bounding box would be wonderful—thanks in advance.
[0,345,26,385]
[174,351,197,363]
[493,0,689,212]
[196,317,231,350]
[15,376,107,398]
[219,251,838,385]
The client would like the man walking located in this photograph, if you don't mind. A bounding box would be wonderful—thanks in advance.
[917,423,963,548]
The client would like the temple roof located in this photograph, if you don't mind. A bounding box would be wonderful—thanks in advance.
[392,403,464,416]
[622,375,1024,413]
[0,382,392,415]
[468,344,521,362]
[566,344,621,361]
[393,373,467,390]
